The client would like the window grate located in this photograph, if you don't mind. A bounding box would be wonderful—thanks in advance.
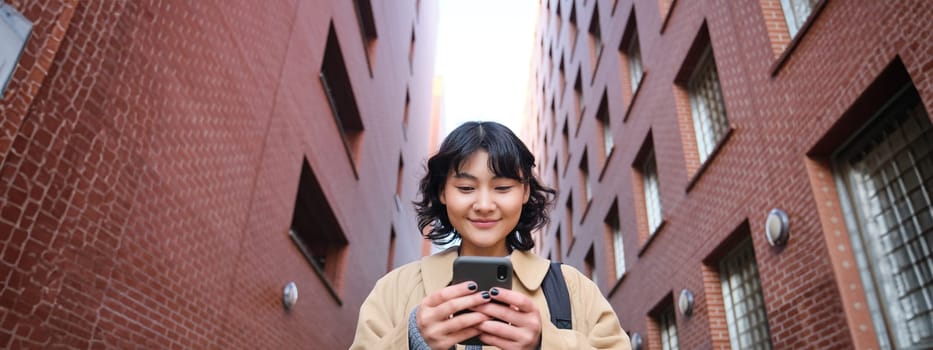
[720,239,773,349]
[644,150,663,234]
[837,88,933,349]
[688,48,729,164]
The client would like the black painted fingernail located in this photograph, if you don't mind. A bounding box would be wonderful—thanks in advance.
[468,283,477,291]
[490,288,500,296]
[481,291,490,299]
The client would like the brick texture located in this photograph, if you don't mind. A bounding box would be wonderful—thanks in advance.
[526,0,932,348]
[0,0,438,348]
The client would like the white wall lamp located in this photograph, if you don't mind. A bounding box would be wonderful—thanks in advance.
[765,208,790,247]
[630,332,643,350]
[678,288,695,317]
[283,281,298,311]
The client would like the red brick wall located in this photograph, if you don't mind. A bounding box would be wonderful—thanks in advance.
[0,0,438,348]
[528,0,932,348]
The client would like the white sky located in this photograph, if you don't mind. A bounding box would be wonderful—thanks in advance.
[434,0,540,138]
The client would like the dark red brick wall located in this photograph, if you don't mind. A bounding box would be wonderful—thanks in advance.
[527,0,932,349]
[0,0,437,348]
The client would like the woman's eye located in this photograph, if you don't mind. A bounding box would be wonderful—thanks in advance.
[495,186,513,191]
[456,186,474,192]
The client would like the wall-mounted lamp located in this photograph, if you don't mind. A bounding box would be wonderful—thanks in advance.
[678,288,694,317]
[283,281,298,310]
[765,208,790,247]
[630,332,643,350]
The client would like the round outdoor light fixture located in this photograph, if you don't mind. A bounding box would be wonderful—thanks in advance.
[765,208,790,247]
[678,288,695,317]
[283,281,298,310]
[630,332,643,350]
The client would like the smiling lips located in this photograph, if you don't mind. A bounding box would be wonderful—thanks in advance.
[469,219,499,229]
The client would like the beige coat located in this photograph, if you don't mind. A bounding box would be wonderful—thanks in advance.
[350,247,631,349]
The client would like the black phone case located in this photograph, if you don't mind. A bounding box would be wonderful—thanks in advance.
[450,256,513,346]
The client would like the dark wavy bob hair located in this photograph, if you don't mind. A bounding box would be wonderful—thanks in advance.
[414,121,556,251]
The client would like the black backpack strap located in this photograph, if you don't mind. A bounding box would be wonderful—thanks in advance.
[542,261,572,329]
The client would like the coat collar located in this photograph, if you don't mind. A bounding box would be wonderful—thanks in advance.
[421,246,552,295]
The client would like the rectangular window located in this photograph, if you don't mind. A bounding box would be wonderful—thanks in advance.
[720,239,773,349]
[643,149,663,234]
[835,87,933,349]
[688,47,729,165]
[290,158,348,304]
[780,0,818,37]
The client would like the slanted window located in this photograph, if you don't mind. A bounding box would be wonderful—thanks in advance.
[409,25,416,73]
[585,244,596,284]
[780,0,819,37]
[596,91,613,166]
[835,86,933,349]
[387,228,397,272]
[720,239,773,349]
[402,88,411,138]
[588,3,602,74]
[562,119,570,171]
[642,148,663,235]
[659,305,679,350]
[395,154,404,210]
[569,2,578,55]
[321,23,365,178]
[565,193,575,250]
[605,200,625,279]
[290,157,348,304]
[574,69,584,128]
[352,0,378,76]
[651,298,679,350]
[622,14,643,94]
[688,46,729,165]
[579,149,592,210]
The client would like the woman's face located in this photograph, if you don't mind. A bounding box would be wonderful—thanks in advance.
[440,150,530,256]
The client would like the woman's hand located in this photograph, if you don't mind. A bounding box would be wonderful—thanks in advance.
[416,281,492,349]
[471,288,542,350]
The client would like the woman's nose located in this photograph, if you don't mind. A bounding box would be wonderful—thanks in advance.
[472,190,495,212]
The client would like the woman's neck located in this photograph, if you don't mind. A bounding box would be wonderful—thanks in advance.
[459,244,509,257]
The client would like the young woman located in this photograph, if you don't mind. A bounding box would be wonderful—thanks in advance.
[350,121,631,349]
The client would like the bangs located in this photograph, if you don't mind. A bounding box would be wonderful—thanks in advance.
[447,123,529,181]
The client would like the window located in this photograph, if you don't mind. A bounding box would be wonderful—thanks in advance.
[605,200,625,279]
[565,193,575,250]
[720,239,773,349]
[658,305,679,350]
[626,30,643,94]
[580,149,592,210]
[596,91,613,165]
[395,154,404,210]
[558,55,566,100]
[642,148,663,235]
[562,119,570,172]
[402,88,411,138]
[585,244,596,284]
[409,25,416,73]
[552,159,560,192]
[387,228,396,272]
[588,3,602,75]
[780,0,819,37]
[555,224,563,262]
[688,46,729,165]
[321,23,365,178]
[290,157,348,304]
[574,69,584,128]
[352,0,377,76]
[569,2,578,55]
[835,86,933,349]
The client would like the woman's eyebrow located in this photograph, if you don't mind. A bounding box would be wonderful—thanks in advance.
[451,172,477,180]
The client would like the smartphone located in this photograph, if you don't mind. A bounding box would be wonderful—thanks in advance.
[450,256,513,346]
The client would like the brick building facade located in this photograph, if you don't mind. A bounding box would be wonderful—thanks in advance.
[0,0,437,348]
[525,0,932,349]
